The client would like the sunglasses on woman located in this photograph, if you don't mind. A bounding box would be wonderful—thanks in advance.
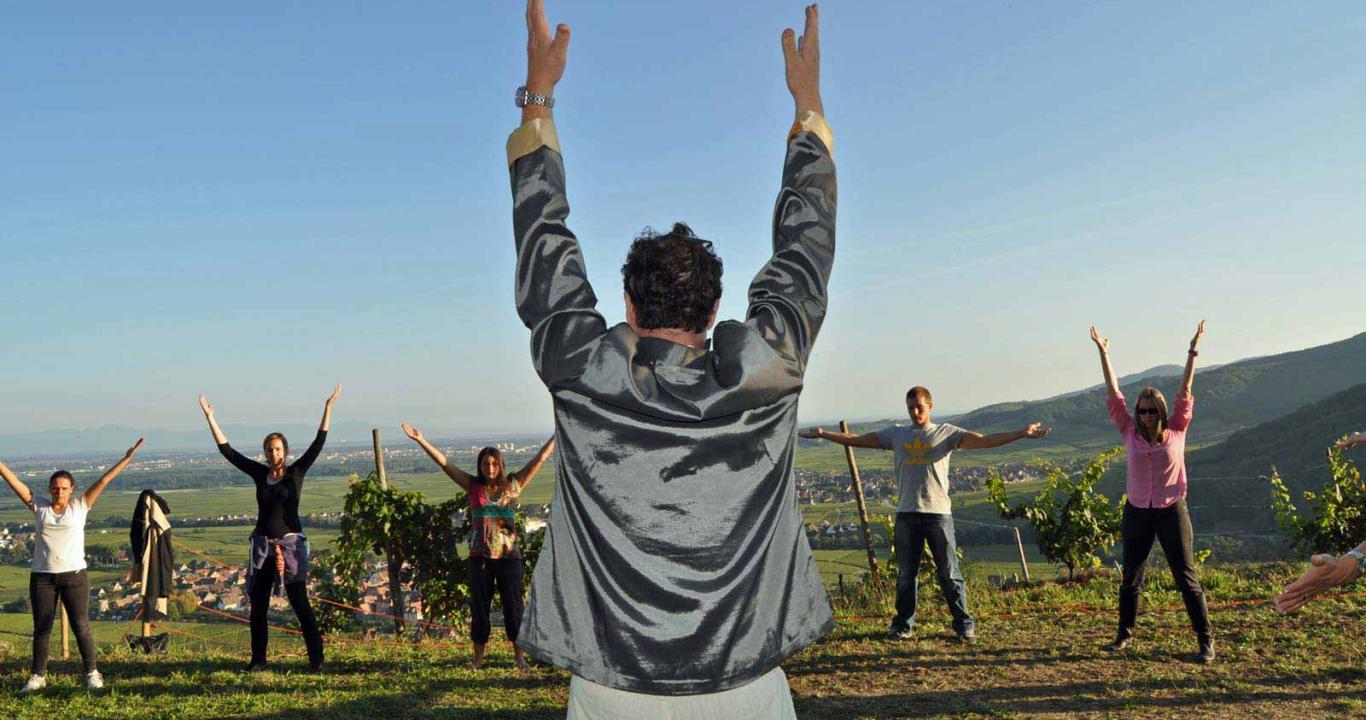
[1136,408,1160,416]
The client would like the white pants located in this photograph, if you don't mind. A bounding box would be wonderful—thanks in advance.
[566,667,798,720]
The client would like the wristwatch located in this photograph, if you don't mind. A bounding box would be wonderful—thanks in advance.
[1346,549,1366,576]
[515,86,554,109]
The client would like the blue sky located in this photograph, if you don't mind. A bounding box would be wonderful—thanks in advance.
[2,1,1363,436]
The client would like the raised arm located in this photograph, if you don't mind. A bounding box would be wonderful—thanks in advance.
[85,438,144,508]
[0,457,34,506]
[509,0,607,388]
[800,428,887,449]
[202,394,265,476]
[1180,320,1205,398]
[747,4,836,367]
[318,384,341,432]
[401,423,474,492]
[291,386,339,475]
[1090,326,1120,396]
[958,423,1052,451]
[512,436,557,490]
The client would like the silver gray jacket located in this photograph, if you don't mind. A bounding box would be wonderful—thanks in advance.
[509,119,836,695]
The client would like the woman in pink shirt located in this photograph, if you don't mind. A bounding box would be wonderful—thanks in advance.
[1091,321,1214,664]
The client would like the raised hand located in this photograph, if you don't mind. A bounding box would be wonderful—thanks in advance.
[198,394,214,416]
[1089,326,1109,353]
[799,427,825,439]
[401,423,424,442]
[1275,553,1359,613]
[125,438,145,459]
[1189,320,1207,350]
[781,4,822,117]
[1337,433,1364,450]
[1023,423,1052,439]
[327,384,343,407]
[526,0,570,95]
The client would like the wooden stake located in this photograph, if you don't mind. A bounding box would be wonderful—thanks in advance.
[1014,526,1031,582]
[839,421,880,582]
[372,429,404,636]
[61,605,69,658]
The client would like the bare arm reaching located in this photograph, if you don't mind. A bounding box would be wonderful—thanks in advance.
[201,394,266,476]
[402,423,474,492]
[1090,326,1120,396]
[800,428,887,449]
[85,438,144,508]
[0,457,33,506]
[512,437,557,490]
[958,424,1051,451]
[1275,539,1366,613]
[1180,320,1206,398]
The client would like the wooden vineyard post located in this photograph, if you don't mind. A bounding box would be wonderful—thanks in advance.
[373,429,405,636]
[839,421,881,585]
[61,605,70,658]
[1014,526,1031,582]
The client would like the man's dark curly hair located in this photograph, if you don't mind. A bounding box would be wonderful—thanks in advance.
[621,222,723,333]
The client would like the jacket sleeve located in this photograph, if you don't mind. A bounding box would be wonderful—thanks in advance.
[745,111,837,368]
[508,119,608,387]
[218,443,266,479]
[291,430,328,477]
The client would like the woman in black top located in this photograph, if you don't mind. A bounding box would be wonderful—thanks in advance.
[199,385,339,672]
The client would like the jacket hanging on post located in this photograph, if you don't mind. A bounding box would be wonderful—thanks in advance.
[130,489,175,620]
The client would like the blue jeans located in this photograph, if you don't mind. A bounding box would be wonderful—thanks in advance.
[892,512,974,636]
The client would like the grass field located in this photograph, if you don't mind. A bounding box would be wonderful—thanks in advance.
[1,563,1362,718]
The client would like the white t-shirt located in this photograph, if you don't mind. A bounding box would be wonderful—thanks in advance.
[30,495,90,573]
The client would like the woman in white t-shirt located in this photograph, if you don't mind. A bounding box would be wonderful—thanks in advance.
[0,437,143,693]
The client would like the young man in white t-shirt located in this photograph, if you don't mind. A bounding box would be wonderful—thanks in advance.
[804,386,1049,642]
[0,438,143,692]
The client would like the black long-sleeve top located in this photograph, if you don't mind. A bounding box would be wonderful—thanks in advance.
[217,430,327,539]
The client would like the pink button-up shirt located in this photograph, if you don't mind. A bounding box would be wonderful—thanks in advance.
[1107,391,1194,509]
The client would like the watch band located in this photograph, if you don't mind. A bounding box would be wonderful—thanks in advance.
[516,86,555,109]
[1347,549,1366,575]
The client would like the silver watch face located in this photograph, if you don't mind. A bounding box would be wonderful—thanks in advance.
[515,86,527,108]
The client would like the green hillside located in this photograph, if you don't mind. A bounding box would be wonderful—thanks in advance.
[1181,383,1366,532]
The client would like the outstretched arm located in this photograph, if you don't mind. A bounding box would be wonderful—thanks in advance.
[1338,432,1366,450]
[1090,326,1120,396]
[318,384,341,433]
[85,438,144,508]
[747,4,836,367]
[401,423,474,492]
[512,436,557,490]
[291,385,340,476]
[0,458,33,506]
[510,0,607,388]
[1180,320,1205,398]
[199,394,229,446]
[958,423,1051,451]
[1275,539,1366,613]
[800,428,887,449]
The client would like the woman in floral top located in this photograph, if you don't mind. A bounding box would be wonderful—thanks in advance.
[403,423,555,669]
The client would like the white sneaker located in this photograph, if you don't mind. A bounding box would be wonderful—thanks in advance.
[20,674,46,693]
[86,669,104,690]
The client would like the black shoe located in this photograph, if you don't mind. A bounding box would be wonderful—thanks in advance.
[1198,636,1215,664]
[956,630,978,644]
[1103,636,1132,652]
[887,627,913,641]
[245,661,269,673]
[307,660,325,674]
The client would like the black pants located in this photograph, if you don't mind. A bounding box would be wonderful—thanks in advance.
[1117,500,1211,639]
[469,556,524,645]
[248,571,323,664]
[31,569,98,675]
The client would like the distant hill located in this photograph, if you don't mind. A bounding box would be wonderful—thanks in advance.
[1181,383,1366,532]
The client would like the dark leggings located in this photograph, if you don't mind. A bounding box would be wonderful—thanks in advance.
[469,556,524,645]
[248,571,323,664]
[31,569,98,675]
[1117,499,1211,639]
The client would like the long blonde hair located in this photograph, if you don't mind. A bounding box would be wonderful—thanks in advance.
[1135,387,1170,445]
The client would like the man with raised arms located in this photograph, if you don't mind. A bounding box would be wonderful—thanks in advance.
[507,1,834,716]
